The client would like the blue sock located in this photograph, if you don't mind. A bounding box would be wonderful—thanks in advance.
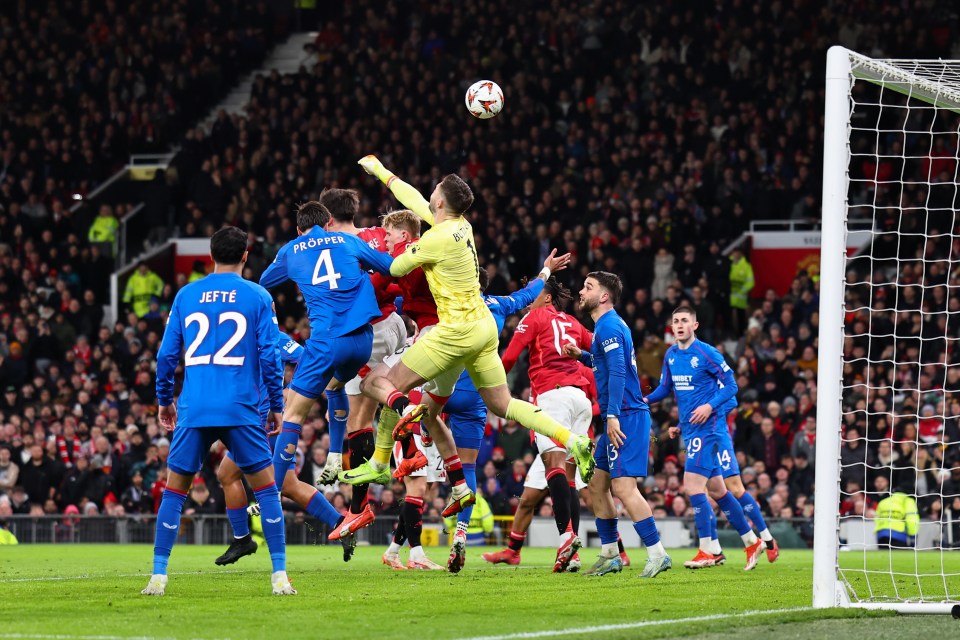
[325,389,348,455]
[305,490,341,528]
[737,492,768,533]
[596,517,619,545]
[689,493,714,542]
[717,491,752,537]
[152,488,187,575]
[632,516,661,548]
[708,504,718,541]
[457,463,477,526]
[273,421,301,483]
[226,506,250,538]
[253,482,286,572]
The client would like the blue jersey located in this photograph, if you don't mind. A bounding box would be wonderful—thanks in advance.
[452,278,545,395]
[646,338,738,435]
[256,332,304,422]
[579,308,645,417]
[259,226,394,338]
[156,272,282,428]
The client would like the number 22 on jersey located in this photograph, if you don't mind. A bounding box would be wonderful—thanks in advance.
[184,312,247,366]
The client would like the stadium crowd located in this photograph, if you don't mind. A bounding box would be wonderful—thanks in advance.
[2,0,960,545]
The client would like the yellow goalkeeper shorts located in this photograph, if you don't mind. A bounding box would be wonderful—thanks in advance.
[400,315,506,396]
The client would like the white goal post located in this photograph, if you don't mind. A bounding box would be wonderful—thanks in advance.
[815,46,960,614]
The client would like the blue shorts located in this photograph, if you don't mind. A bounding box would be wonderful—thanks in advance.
[445,386,486,451]
[594,410,651,479]
[225,430,277,465]
[683,416,738,478]
[169,424,272,476]
[290,326,373,400]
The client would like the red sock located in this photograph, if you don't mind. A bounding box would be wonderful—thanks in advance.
[444,455,465,485]
[507,531,526,552]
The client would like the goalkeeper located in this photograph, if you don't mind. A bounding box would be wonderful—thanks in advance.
[340,156,596,517]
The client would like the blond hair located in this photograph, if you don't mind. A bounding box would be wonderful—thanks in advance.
[381,209,421,237]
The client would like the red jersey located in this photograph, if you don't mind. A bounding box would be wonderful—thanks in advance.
[502,306,593,398]
[357,227,398,323]
[392,239,439,330]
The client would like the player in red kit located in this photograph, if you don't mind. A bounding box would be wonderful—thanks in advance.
[495,277,594,572]
[316,189,407,547]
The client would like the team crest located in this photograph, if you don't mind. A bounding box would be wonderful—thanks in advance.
[668,358,675,365]
[690,357,699,368]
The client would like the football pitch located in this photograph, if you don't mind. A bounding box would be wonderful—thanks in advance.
[1,545,958,639]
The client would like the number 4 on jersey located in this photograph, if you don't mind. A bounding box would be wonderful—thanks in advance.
[312,249,342,288]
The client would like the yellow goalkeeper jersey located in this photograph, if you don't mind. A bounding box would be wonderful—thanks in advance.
[386,179,488,325]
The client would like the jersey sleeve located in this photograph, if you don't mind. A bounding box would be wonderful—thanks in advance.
[352,234,394,275]
[576,324,593,350]
[390,232,441,277]
[155,292,184,407]
[501,310,538,374]
[703,344,738,409]
[259,243,289,289]
[491,278,545,318]
[256,289,284,413]
[385,176,435,226]
[278,333,303,365]
[644,352,674,404]
[598,324,627,417]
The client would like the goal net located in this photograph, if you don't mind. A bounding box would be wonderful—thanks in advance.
[815,46,960,613]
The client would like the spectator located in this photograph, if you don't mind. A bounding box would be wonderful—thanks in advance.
[791,417,817,467]
[748,418,787,473]
[87,205,119,257]
[0,446,18,494]
[122,262,164,318]
[729,247,755,336]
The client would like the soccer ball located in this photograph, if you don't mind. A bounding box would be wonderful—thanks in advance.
[465,80,504,119]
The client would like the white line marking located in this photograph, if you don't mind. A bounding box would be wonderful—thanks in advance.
[0,635,177,640]
[0,569,253,584]
[453,607,815,640]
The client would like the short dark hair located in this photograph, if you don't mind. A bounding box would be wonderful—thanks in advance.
[586,271,622,306]
[210,226,247,265]
[296,201,331,231]
[439,174,474,214]
[544,277,573,311]
[672,305,697,319]
[478,266,490,292]
[318,188,359,223]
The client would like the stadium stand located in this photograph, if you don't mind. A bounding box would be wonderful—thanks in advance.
[1,0,957,547]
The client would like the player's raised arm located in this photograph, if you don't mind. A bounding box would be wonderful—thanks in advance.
[256,292,284,417]
[358,155,435,226]
[155,292,184,415]
[259,244,289,289]
[351,233,394,275]
[501,310,538,374]
[644,355,675,405]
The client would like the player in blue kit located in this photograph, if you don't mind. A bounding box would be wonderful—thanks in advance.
[143,227,294,596]
[644,306,767,571]
[258,201,394,541]
[442,253,569,573]
[562,272,671,578]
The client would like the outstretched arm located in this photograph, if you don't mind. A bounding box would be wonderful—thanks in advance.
[358,156,435,226]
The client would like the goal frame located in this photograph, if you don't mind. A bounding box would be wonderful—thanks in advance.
[813,45,958,614]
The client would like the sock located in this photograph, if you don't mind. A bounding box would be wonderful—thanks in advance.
[444,455,466,486]
[326,388,349,454]
[507,531,526,552]
[253,482,286,573]
[387,390,410,414]
[409,545,426,561]
[505,399,573,447]
[569,482,581,535]
[737,492,772,541]
[546,468,571,536]
[402,435,419,458]
[226,506,250,538]
[708,504,718,546]
[457,462,477,528]
[716,491,758,545]
[690,493,714,552]
[152,488,187,575]
[393,509,407,547]
[633,516,667,558]
[305,491,341,528]
[387,541,402,554]
[348,428,375,514]
[596,517,619,557]
[617,536,625,555]
[404,497,424,549]
[273,421,301,483]
[373,406,399,466]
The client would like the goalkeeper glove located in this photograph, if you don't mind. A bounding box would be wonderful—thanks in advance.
[358,155,394,184]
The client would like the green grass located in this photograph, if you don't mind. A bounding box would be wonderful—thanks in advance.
[0,545,957,639]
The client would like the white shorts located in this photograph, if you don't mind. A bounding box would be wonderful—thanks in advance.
[524,455,587,491]
[533,387,592,455]
[345,312,407,395]
[393,433,446,483]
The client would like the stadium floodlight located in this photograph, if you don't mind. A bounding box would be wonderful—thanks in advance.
[815,45,960,614]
